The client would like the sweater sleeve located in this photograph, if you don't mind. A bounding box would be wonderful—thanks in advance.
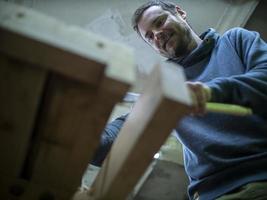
[90,114,128,166]
[206,28,267,118]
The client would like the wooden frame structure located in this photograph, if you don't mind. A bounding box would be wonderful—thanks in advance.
[0,2,192,200]
[0,2,134,199]
[88,63,191,200]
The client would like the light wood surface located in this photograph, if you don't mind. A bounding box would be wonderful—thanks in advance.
[0,1,135,86]
[0,1,135,199]
[90,63,192,200]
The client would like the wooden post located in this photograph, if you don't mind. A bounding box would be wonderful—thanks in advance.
[0,1,135,199]
[89,63,192,200]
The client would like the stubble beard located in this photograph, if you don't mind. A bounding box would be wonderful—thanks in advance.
[169,25,193,59]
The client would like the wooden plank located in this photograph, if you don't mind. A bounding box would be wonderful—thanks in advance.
[30,72,131,197]
[90,63,192,200]
[0,2,136,198]
[0,1,135,86]
[0,54,47,178]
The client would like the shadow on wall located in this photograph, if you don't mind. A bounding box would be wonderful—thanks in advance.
[84,7,160,77]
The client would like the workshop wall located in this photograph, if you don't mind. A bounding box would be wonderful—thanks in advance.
[3,0,259,75]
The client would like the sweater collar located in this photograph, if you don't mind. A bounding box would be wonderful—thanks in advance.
[168,28,220,67]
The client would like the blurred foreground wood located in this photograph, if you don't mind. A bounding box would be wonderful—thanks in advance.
[89,63,191,200]
[0,1,134,199]
[0,1,192,200]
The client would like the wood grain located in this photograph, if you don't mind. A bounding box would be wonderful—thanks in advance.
[91,63,192,200]
[0,54,47,178]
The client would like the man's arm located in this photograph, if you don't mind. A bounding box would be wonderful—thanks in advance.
[206,28,267,118]
[90,114,128,166]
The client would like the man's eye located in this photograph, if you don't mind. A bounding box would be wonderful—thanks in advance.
[156,19,163,27]
[155,16,166,27]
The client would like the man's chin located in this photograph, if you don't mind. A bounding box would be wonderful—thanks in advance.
[159,47,178,58]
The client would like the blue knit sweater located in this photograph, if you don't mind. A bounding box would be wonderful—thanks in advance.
[174,28,267,200]
[91,28,267,200]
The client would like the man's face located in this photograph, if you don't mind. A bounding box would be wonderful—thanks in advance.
[137,5,193,59]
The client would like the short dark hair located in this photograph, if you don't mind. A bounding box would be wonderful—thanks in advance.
[131,0,177,35]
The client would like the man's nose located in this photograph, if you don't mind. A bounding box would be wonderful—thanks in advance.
[154,31,164,42]
[154,31,166,48]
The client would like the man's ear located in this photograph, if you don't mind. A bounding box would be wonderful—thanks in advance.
[175,6,187,19]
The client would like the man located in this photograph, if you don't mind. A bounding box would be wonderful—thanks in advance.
[91,1,267,199]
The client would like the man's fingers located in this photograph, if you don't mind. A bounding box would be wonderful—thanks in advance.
[186,81,211,115]
[193,82,206,114]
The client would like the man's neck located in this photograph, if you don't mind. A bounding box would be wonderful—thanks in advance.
[189,29,202,52]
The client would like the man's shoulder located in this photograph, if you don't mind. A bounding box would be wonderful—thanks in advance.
[223,27,255,40]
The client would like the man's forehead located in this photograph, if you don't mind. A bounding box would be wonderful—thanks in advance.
[142,5,164,21]
[137,6,165,33]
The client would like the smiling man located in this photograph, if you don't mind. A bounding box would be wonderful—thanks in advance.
[130,1,267,200]
[136,3,200,59]
[91,1,267,200]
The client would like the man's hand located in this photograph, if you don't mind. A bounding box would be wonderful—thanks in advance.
[186,81,212,115]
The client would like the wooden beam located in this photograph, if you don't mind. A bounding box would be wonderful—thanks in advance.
[30,73,131,196]
[0,1,135,86]
[0,2,135,199]
[90,63,192,200]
